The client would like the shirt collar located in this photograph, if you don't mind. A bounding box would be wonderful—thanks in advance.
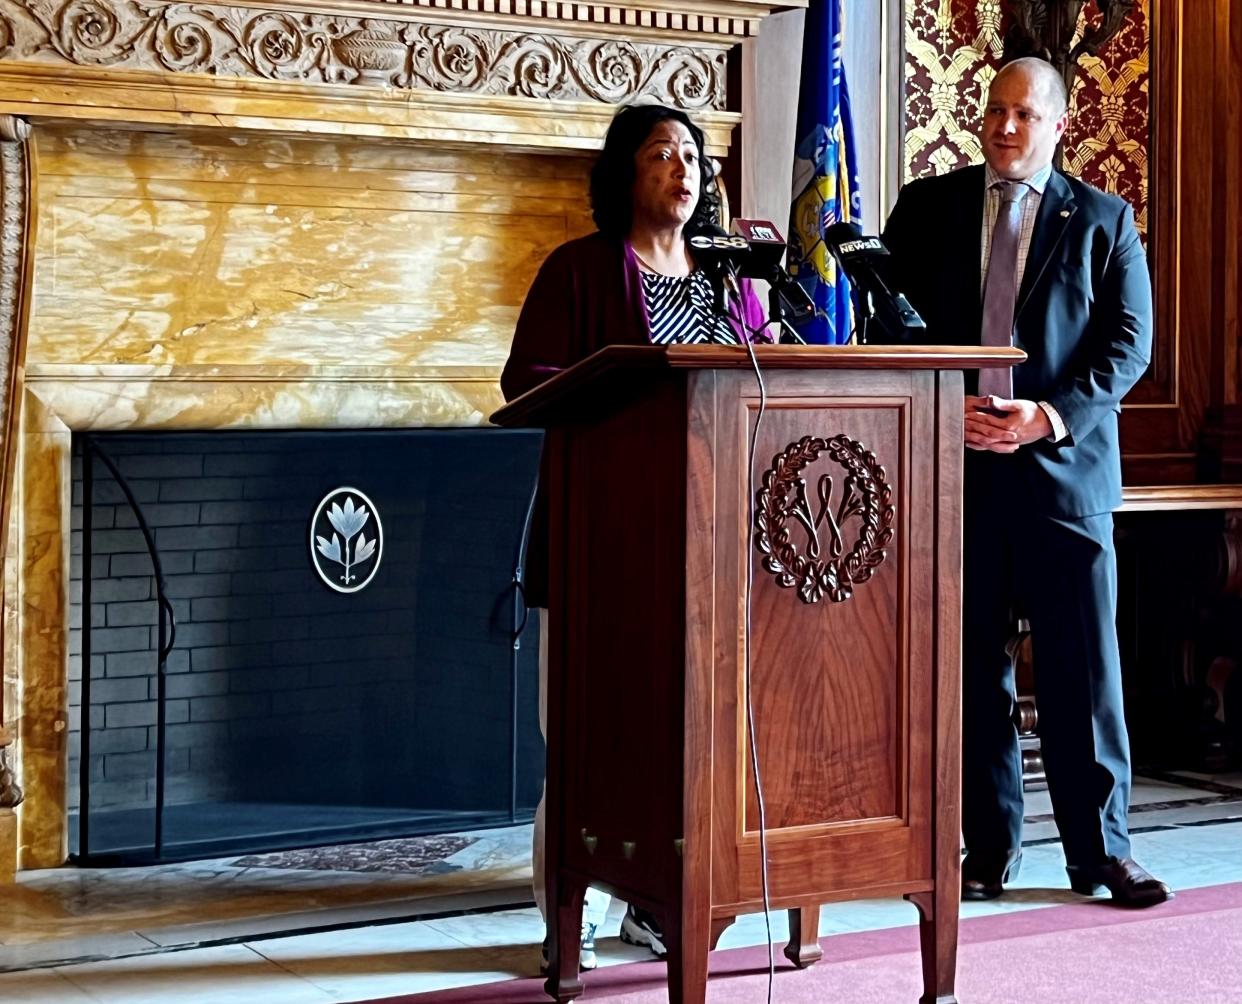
[984,162,1053,195]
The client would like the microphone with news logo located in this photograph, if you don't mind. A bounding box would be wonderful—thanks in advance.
[823,222,926,344]
[730,219,817,344]
[686,224,751,315]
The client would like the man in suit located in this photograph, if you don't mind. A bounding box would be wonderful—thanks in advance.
[882,56,1170,907]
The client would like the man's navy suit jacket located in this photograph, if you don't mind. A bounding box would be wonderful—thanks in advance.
[881,164,1153,519]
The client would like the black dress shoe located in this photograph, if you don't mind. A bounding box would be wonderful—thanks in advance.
[961,852,1021,901]
[1066,856,1173,908]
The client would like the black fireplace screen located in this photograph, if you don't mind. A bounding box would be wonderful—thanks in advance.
[68,429,543,865]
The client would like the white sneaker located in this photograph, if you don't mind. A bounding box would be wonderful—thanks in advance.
[539,921,599,974]
[579,921,598,970]
[619,904,667,959]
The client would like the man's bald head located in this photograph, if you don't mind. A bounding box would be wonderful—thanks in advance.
[981,57,1071,180]
[992,57,1069,115]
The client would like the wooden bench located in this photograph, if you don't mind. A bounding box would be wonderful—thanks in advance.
[1017,485,1242,787]
[1119,485,1242,512]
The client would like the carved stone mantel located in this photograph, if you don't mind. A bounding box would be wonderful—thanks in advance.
[0,0,801,152]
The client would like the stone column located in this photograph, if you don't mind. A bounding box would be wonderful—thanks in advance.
[1,114,33,880]
[17,392,71,870]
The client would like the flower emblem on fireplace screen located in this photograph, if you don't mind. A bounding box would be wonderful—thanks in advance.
[310,487,384,593]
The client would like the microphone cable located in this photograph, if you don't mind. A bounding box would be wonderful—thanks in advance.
[719,268,776,1004]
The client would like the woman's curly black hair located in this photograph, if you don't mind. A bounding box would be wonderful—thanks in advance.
[589,103,721,238]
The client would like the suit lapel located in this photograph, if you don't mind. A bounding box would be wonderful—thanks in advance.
[1016,170,1077,318]
[956,165,986,341]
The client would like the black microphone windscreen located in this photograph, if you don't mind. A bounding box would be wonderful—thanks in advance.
[686,225,751,273]
[823,221,863,246]
[686,225,747,252]
[824,227,889,263]
[688,223,730,239]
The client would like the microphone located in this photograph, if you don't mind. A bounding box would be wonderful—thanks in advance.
[729,219,788,280]
[731,219,816,340]
[687,220,817,343]
[823,222,926,344]
[685,224,747,314]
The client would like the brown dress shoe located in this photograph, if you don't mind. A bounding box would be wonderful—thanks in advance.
[961,852,1021,901]
[1066,856,1173,908]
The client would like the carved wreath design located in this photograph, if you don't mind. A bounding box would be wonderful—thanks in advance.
[0,0,726,108]
[754,435,895,605]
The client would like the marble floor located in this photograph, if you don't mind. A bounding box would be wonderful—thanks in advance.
[0,772,1239,1003]
[0,825,533,965]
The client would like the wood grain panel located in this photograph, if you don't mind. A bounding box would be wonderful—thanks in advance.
[550,375,689,910]
[708,367,935,905]
[743,399,906,831]
[1121,0,1241,483]
[1203,0,1242,478]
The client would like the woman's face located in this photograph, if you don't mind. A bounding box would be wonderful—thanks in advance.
[629,119,701,234]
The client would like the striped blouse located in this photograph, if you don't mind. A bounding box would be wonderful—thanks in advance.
[641,269,740,345]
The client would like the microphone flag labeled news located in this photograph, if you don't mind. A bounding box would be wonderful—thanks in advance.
[823,222,926,344]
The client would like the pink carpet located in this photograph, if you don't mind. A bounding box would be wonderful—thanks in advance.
[366,881,1242,1003]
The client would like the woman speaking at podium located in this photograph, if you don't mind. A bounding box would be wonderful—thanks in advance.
[501,103,768,974]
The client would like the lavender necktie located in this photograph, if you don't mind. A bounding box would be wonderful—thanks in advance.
[978,181,1027,400]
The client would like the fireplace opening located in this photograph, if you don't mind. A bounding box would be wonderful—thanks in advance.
[67,429,543,865]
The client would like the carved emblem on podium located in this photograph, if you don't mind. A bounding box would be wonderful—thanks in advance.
[754,435,895,604]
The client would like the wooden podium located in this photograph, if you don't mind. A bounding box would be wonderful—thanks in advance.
[492,344,1023,1004]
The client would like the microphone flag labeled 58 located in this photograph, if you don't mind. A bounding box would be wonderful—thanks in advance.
[787,0,862,345]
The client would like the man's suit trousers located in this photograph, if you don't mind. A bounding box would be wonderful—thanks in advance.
[961,481,1133,868]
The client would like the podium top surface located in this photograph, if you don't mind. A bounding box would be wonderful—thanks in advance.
[491,343,1025,428]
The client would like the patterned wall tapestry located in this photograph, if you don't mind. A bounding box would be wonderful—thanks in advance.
[903,0,1149,235]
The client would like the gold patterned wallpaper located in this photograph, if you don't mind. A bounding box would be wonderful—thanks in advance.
[903,0,1150,235]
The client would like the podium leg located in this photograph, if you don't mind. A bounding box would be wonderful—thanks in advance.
[904,890,960,1004]
[544,875,586,1003]
[783,905,824,968]
[664,905,710,1004]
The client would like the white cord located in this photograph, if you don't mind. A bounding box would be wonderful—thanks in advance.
[725,278,775,1004]
[742,335,775,1004]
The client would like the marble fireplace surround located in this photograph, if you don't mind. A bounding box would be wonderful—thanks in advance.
[0,0,797,876]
